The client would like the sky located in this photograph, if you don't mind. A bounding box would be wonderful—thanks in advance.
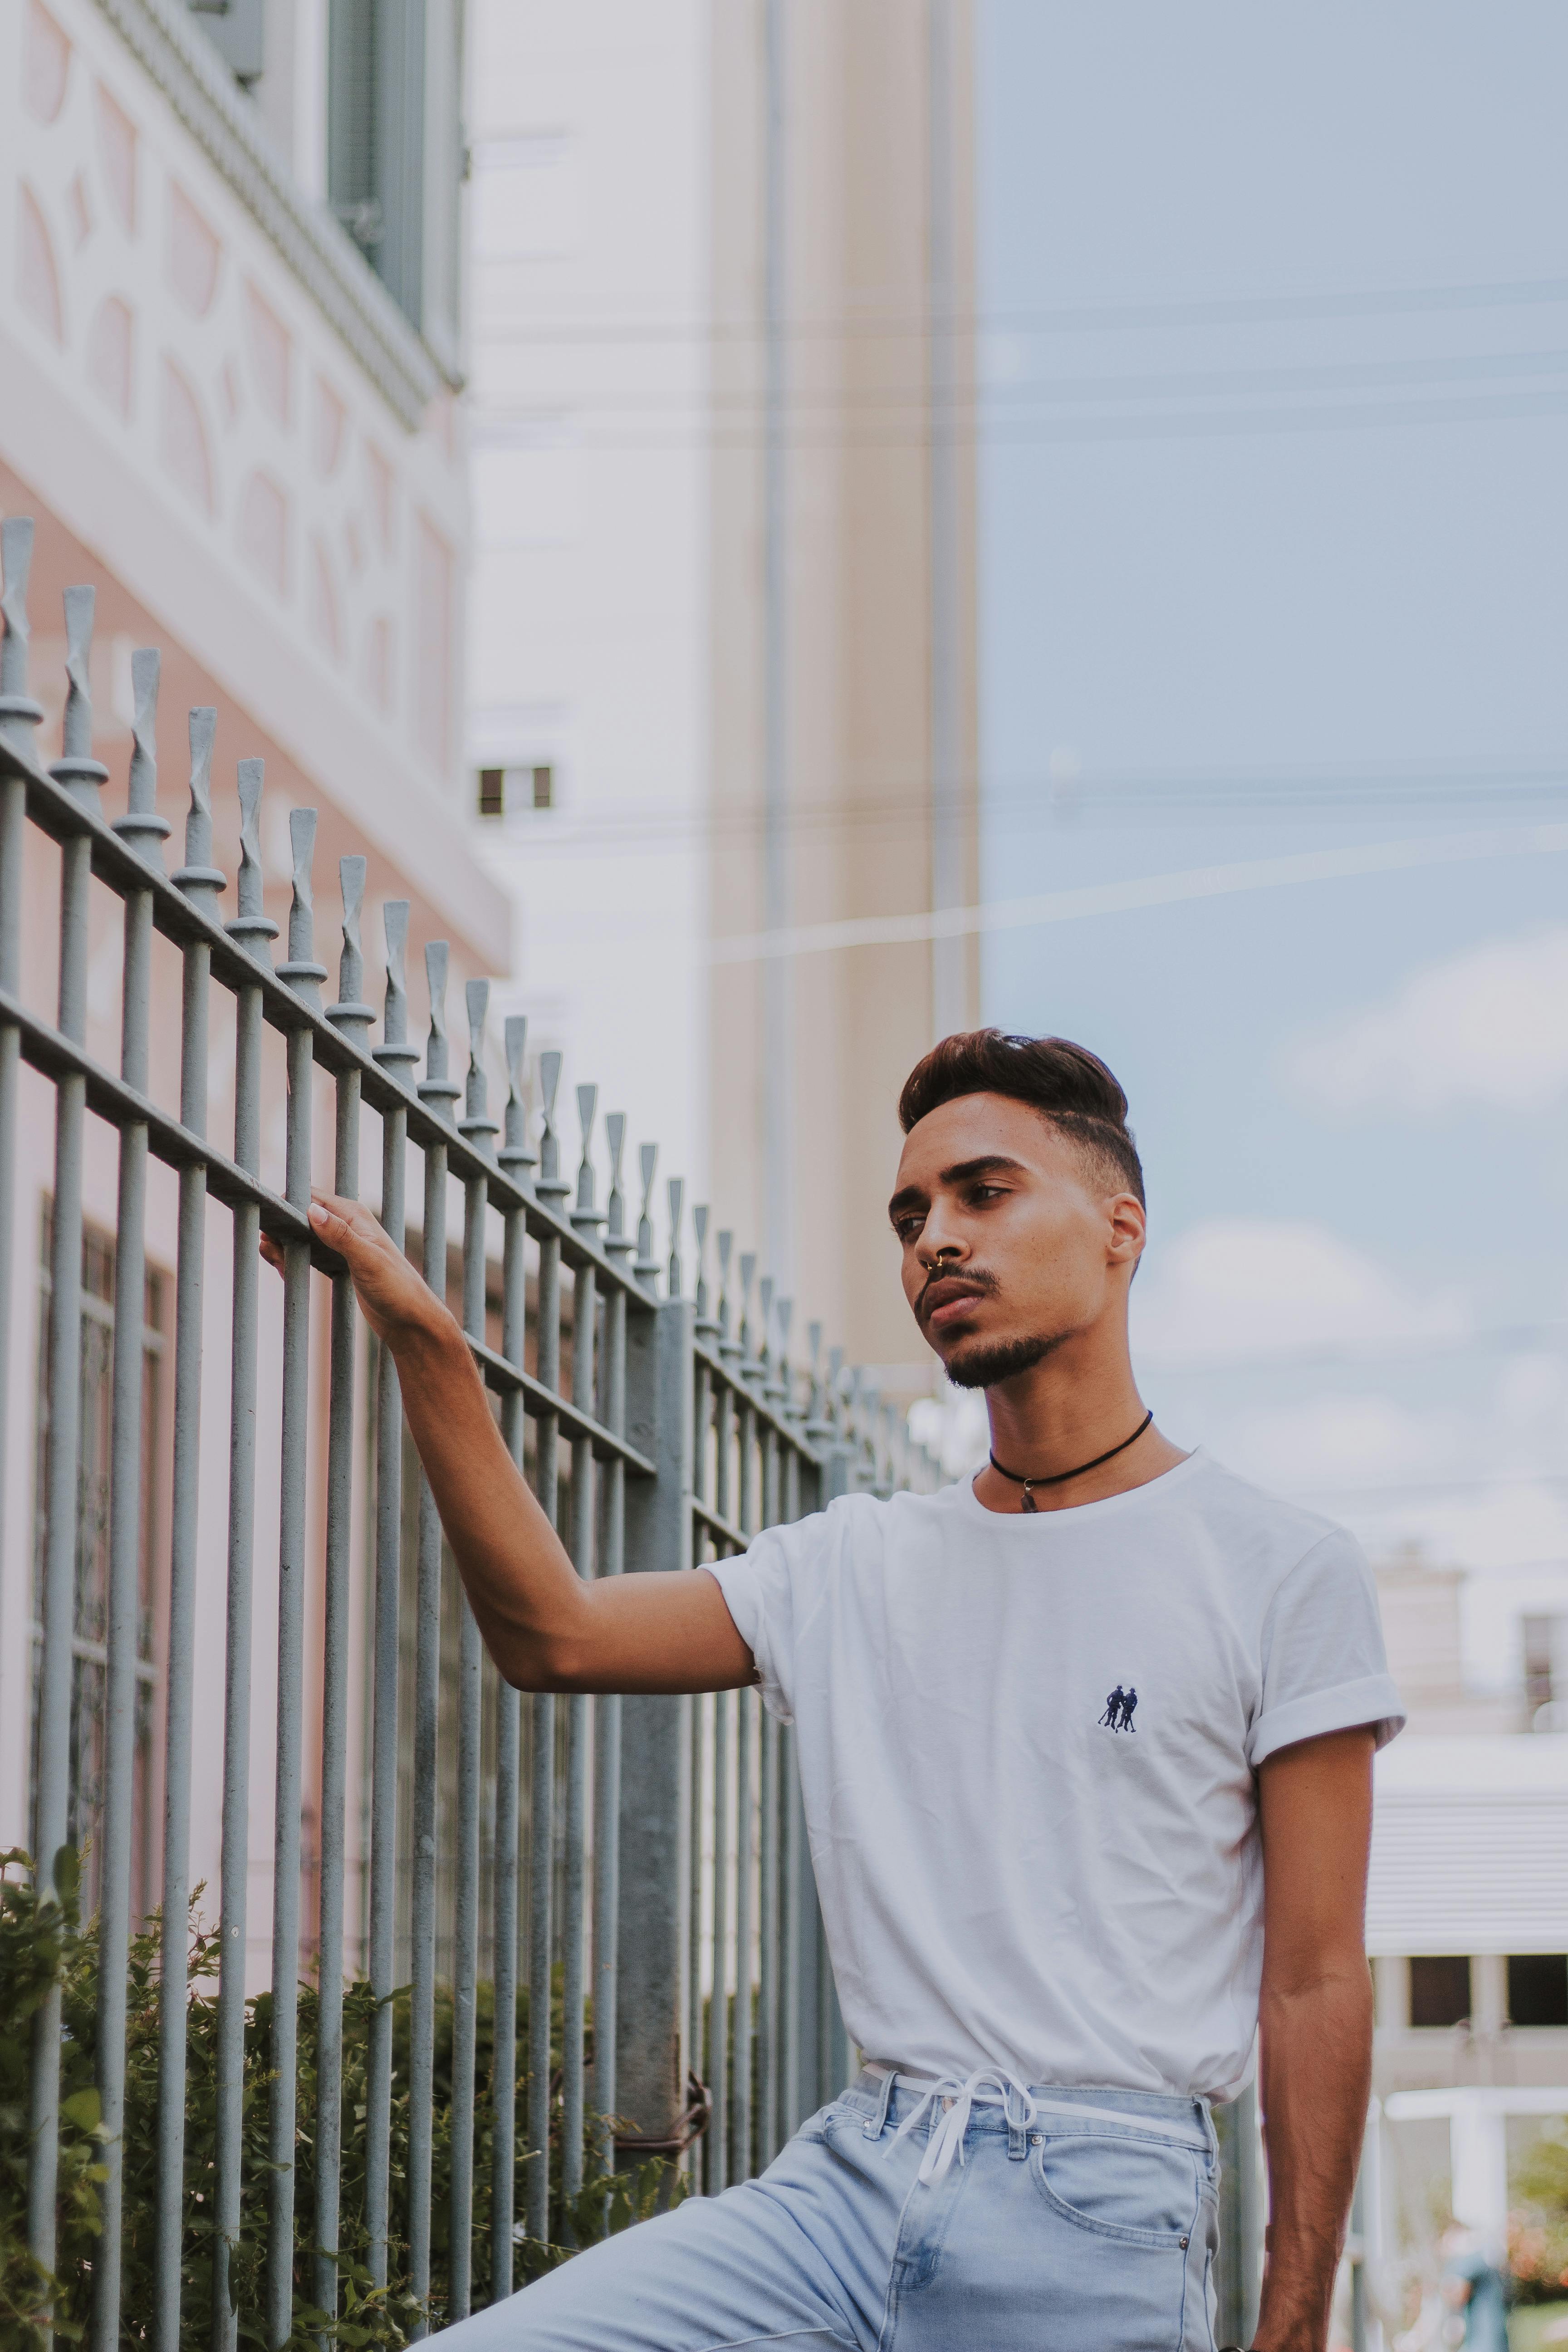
[975,3,1568,1618]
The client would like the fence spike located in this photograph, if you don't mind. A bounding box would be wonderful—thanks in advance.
[372,900,418,1086]
[327,858,374,1034]
[572,1084,602,1233]
[53,586,109,804]
[498,1015,535,1187]
[0,517,42,738]
[604,1113,632,1257]
[229,761,277,963]
[692,1205,715,1329]
[424,942,449,1076]
[115,650,170,870]
[716,1229,736,1353]
[419,941,460,1116]
[666,1177,685,1298]
[537,1051,567,1201]
[738,1251,758,1368]
[460,981,498,1157]
[634,1144,659,1289]
[279,810,327,1005]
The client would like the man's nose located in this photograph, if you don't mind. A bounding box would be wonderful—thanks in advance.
[918,1205,969,1266]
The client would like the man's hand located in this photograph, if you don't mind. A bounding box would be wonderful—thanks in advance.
[260,1191,756,1697]
[260,1193,445,1347]
[1251,1725,1376,2352]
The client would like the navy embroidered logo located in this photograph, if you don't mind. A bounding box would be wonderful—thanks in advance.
[1098,1684,1138,1733]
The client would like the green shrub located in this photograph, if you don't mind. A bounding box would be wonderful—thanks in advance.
[1512,2124,1568,2305]
[0,1849,681,2352]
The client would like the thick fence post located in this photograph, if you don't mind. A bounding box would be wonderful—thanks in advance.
[615,1296,695,2147]
[1215,2081,1263,2347]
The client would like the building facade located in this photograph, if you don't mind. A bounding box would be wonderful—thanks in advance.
[465,0,981,1395]
[2,0,505,1977]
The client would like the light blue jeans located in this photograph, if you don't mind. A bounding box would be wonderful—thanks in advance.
[451,2073,1221,2350]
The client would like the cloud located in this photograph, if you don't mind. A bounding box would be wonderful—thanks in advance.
[1131,1216,1463,1361]
[1286,926,1568,1117]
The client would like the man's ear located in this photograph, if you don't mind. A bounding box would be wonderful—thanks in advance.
[1106,1191,1146,1268]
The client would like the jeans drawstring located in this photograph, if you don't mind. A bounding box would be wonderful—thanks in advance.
[882,2066,1039,2187]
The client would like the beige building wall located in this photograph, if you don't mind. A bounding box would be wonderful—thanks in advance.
[709,0,980,1392]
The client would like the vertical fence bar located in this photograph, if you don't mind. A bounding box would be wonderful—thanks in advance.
[93,649,165,2352]
[560,1086,601,2221]
[215,760,278,2352]
[526,1053,566,2246]
[593,1115,631,2187]
[316,858,372,2328]
[30,586,108,2275]
[0,520,41,1560]
[709,1685,730,2195]
[758,1703,780,2165]
[366,901,416,2285]
[449,981,497,2320]
[733,1688,755,2185]
[267,811,326,2348]
[616,1292,696,2167]
[490,1017,531,2297]
[157,708,223,2352]
[0,534,34,2261]
[409,942,457,2328]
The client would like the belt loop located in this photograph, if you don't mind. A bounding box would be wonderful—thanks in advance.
[863,2067,897,2140]
[1007,2112,1027,2161]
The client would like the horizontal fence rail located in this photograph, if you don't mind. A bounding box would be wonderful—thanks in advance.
[0,517,941,2350]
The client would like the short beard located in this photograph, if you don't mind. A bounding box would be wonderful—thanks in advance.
[942,1328,1067,1392]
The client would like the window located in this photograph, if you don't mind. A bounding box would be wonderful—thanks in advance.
[1508,1955,1568,2029]
[327,0,464,361]
[1524,1616,1559,1714]
[475,763,554,819]
[31,1211,164,1922]
[1409,1954,1472,2029]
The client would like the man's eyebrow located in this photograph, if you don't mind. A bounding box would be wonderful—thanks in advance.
[887,1154,1029,1223]
[939,1153,1029,1186]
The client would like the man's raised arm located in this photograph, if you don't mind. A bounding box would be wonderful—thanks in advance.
[270,1193,757,1695]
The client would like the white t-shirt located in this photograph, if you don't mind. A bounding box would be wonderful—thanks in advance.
[710,1448,1403,2102]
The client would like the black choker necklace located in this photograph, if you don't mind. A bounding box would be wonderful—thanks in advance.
[989,1410,1154,1513]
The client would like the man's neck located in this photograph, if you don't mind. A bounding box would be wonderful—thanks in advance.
[973,1331,1187,1515]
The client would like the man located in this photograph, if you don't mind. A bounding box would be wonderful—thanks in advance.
[296,1029,1402,2351]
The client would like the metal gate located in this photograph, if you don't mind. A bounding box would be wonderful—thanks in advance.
[0,516,940,2349]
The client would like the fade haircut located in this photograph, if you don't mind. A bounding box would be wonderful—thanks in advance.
[897,1030,1146,1207]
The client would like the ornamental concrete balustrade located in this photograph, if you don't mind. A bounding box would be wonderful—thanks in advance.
[0,516,942,2351]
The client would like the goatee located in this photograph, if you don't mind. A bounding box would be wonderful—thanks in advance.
[942,1329,1066,1392]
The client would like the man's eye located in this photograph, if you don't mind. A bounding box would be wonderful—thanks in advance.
[894,1215,924,1243]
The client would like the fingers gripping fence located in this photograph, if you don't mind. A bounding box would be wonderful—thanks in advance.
[0,519,942,2344]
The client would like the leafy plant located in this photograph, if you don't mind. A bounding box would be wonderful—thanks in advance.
[1511,2125,1568,2305]
[0,1849,682,2352]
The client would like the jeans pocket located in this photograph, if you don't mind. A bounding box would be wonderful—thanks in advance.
[1032,2130,1203,2247]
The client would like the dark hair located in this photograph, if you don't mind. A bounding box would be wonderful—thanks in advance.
[897,1029,1145,1205]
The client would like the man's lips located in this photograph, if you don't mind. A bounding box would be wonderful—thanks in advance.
[921,1279,989,1330]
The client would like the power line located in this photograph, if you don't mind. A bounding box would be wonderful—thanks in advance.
[472,762,1568,852]
[466,343,1568,417]
[468,271,1568,347]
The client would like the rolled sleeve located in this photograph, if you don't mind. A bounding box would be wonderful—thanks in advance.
[1249,1671,1405,1767]
[1249,1530,1406,1769]
[709,1535,796,1723]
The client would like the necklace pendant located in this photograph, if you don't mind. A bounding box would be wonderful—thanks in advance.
[1020,1485,1038,1514]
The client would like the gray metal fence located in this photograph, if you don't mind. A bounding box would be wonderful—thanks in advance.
[0,515,939,2347]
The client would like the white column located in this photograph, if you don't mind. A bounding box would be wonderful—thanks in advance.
[1449,2100,1509,2246]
